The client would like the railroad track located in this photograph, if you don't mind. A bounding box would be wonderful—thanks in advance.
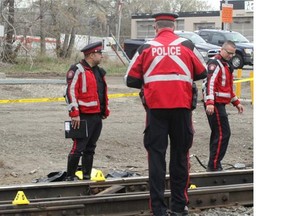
[0,169,253,216]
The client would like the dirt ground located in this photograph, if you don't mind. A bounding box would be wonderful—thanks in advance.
[0,74,253,186]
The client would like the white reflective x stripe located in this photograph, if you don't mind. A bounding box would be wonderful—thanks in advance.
[169,37,187,46]
[146,40,163,47]
[145,74,192,83]
[169,55,191,77]
[216,60,226,86]
[215,92,231,98]
[78,100,98,107]
[144,55,165,78]
[144,38,192,84]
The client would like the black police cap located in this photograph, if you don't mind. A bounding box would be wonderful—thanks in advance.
[81,41,103,55]
[152,12,179,21]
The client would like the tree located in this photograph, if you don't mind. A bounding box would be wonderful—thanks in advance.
[49,0,78,58]
[1,0,17,63]
[0,0,214,63]
[39,0,46,55]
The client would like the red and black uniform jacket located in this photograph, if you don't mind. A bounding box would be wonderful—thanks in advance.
[203,54,240,106]
[125,28,207,109]
[65,60,110,118]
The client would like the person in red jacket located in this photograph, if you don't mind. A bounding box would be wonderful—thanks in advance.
[64,41,110,181]
[202,40,244,172]
[125,12,207,216]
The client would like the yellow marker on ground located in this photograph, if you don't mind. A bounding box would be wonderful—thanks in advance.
[189,184,197,189]
[75,168,106,182]
[12,191,30,205]
[91,169,106,182]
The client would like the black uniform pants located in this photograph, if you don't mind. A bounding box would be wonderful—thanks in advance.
[206,103,231,170]
[144,108,193,215]
[69,113,103,157]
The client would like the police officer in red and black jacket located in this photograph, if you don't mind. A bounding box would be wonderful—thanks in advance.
[125,12,207,216]
[64,41,110,181]
[202,40,244,172]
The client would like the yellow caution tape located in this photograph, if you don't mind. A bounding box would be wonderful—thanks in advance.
[233,77,254,83]
[0,97,65,104]
[108,92,139,98]
[0,78,253,104]
[0,92,139,104]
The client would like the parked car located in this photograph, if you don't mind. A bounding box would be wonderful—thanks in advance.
[174,30,220,63]
[123,30,220,63]
[123,38,147,60]
[195,29,253,69]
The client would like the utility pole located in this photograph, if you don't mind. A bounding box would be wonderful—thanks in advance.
[224,0,228,30]
[224,0,229,30]
[116,0,123,51]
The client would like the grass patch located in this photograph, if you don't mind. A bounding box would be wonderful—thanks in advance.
[101,57,128,76]
[1,55,128,77]
[1,56,72,76]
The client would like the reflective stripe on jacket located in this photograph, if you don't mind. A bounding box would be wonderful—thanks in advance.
[125,28,207,109]
[66,61,109,117]
[202,55,240,106]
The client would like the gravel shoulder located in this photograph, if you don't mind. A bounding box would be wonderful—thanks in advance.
[0,76,253,186]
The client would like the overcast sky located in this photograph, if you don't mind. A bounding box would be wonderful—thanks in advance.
[201,0,221,10]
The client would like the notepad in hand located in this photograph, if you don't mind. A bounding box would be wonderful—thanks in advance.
[64,120,88,139]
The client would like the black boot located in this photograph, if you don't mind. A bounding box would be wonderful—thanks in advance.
[82,154,94,180]
[65,155,80,181]
[170,206,189,216]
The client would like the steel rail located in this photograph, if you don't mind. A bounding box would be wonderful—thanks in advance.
[0,183,253,216]
[0,169,253,203]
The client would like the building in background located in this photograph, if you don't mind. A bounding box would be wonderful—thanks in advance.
[130,0,253,42]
